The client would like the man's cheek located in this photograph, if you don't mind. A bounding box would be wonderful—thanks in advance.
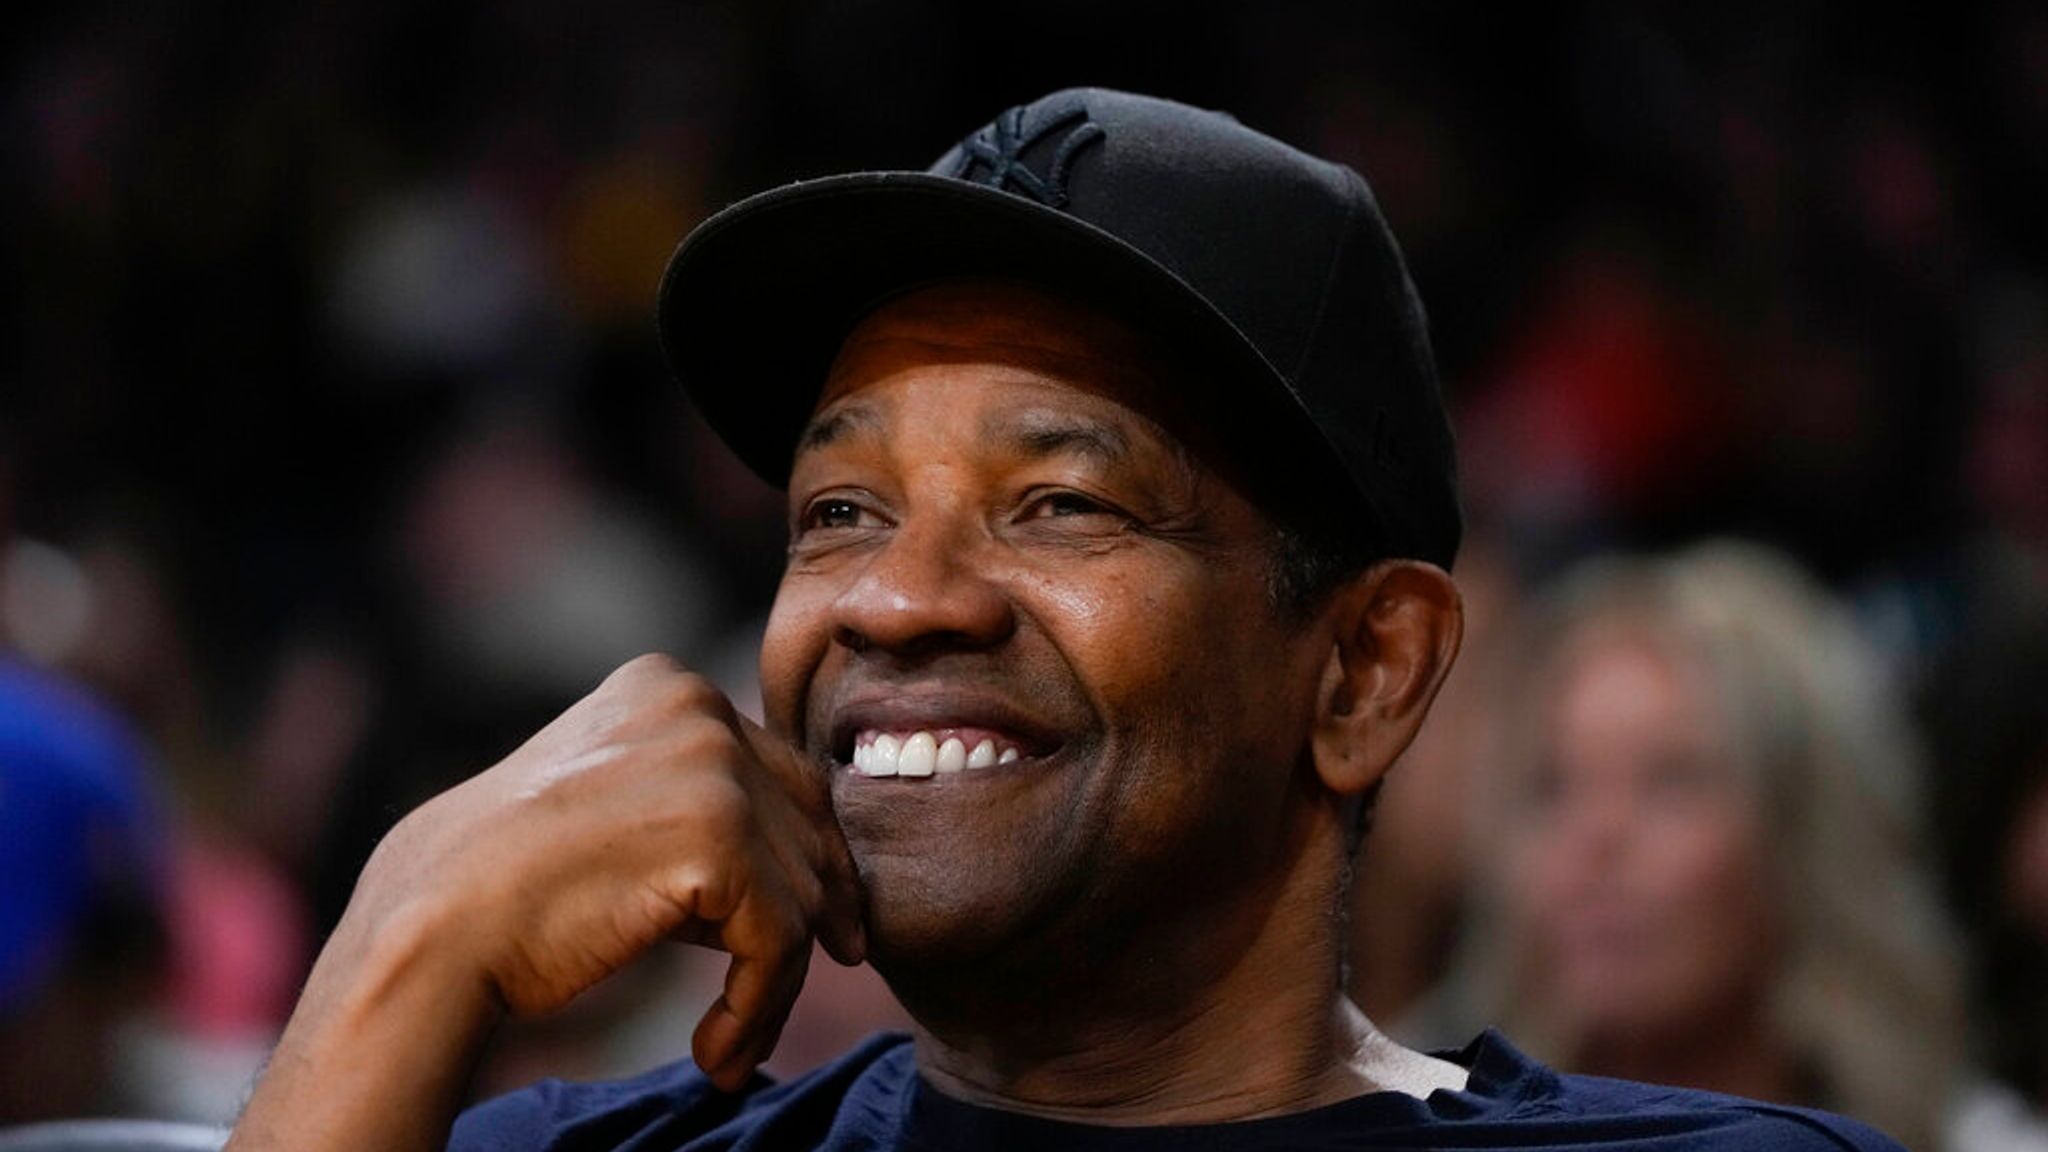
[757,598,828,737]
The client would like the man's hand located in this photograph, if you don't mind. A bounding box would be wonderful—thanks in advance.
[227,654,865,1151]
[368,653,865,1080]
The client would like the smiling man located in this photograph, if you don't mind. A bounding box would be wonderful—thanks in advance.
[227,90,1903,1152]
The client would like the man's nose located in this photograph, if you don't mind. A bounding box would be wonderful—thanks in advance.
[829,517,1015,657]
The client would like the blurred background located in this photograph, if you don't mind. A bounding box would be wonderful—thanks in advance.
[3,2,2045,1149]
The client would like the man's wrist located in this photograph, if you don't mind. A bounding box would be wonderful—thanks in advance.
[320,892,505,1036]
[227,898,502,1152]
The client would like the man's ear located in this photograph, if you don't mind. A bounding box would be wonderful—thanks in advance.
[1312,560,1464,797]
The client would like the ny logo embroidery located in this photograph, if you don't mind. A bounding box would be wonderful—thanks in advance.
[950,99,1105,209]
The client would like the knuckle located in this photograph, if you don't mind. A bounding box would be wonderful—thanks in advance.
[663,670,735,720]
[666,859,737,922]
[613,652,684,682]
[786,866,828,923]
[670,713,746,766]
[620,661,735,724]
[777,896,814,951]
[751,893,809,958]
[596,660,740,746]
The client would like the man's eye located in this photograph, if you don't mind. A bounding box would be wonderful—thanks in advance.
[802,498,871,530]
[1027,491,1114,519]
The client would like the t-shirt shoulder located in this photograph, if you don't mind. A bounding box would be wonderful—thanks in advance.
[1508,1057,1908,1152]
[448,1031,916,1152]
[448,1028,1906,1152]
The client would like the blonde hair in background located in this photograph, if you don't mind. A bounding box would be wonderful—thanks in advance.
[1463,541,1962,1151]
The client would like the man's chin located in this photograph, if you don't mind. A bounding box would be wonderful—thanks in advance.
[840,826,1094,999]
[855,856,1145,1042]
[848,847,1032,962]
[827,742,1098,970]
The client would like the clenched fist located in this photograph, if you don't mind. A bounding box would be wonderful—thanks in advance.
[228,655,866,1152]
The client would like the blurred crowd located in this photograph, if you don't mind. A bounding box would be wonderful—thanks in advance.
[2,3,2044,1150]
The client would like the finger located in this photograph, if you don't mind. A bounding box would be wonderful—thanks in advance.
[814,835,867,966]
[735,943,810,1067]
[736,714,829,810]
[694,867,810,1060]
[752,793,865,967]
[690,946,810,1090]
[603,651,685,688]
[734,717,868,965]
[690,991,749,1090]
[719,910,804,1023]
[669,919,721,950]
[709,820,862,968]
[744,785,828,909]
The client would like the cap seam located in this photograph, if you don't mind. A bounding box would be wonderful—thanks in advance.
[1284,165,1361,386]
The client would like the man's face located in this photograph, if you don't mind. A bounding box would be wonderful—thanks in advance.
[758,281,1329,981]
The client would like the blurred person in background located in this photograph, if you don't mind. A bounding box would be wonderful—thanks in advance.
[1466,542,1960,1150]
[1,510,319,1123]
[0,655,167,1122]
[1922,614,2048,1152]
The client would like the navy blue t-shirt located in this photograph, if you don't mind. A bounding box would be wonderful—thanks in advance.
[450,1030,1902,1151]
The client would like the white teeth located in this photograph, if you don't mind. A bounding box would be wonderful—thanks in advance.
[898,731,937,777]
[850,730,1027,777]
[866,732,901,776]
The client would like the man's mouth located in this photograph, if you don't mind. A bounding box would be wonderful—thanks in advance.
[823,688,1070,782]
[848,727,1027,777]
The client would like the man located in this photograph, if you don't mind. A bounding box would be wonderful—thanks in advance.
[227,89,1901,1151]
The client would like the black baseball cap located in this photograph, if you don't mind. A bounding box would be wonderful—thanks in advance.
[657,87,1462,569]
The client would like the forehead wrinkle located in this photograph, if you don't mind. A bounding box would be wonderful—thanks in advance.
[990,408,1134,469]
[812,283,1206,483]
[796,400,887,459]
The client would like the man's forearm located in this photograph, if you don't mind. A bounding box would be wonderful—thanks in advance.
[224,655,861,1150]
[227,900,499,1152]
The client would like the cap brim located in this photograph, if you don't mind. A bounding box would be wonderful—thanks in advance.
[657,172,1333,493]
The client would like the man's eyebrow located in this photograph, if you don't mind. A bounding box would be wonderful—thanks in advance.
[796,403,884,456]
[992,409,1134,467]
